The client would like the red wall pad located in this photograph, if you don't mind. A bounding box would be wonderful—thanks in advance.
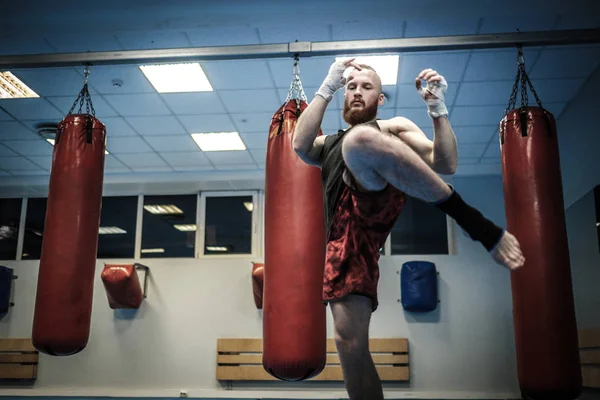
[101,264,149,309]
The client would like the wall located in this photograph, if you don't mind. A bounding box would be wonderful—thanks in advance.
[0,175,523,399]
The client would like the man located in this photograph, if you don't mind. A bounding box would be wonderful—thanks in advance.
[292,58,525,400]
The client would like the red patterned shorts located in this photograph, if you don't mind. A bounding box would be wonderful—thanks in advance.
[323,182,406,312]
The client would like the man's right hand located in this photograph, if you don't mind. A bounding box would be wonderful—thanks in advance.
[315,58,362,103]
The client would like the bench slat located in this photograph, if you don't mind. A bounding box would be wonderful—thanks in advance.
[216,365,408,381]
[0,354,38,363]
[582,366,600,388]
[581,349,600,365]
[0,339,36,353]
[0,364,37,380]
[217,353,408,365]
[579,328,600,349]
[218,338,408,354]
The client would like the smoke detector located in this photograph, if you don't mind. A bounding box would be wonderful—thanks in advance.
[35,122,59,142]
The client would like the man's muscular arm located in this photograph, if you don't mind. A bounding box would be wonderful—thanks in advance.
[292,97,328,167]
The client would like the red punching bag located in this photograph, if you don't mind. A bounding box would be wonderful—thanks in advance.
[32,78,106,356]
[263,66,327,381]
[500,48,581,400]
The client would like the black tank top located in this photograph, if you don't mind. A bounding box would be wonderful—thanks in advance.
[321,120,381,235]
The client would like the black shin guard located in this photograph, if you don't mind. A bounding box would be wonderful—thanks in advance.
[434,187,504,252]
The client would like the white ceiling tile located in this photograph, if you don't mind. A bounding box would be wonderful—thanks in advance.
[1,156,43,171]
[219,89,280,113]
[396,108,431,127]
[119,153,168,168]
[216,164,258,171]
[45,34,123,52]
[454,81,513,106]
[46,96,118,118]
[554,13,600,30]
[10,169,49,176]
[161,92,227,115]
[240,132,267,150]
[0,122,37,140]
[0,108,13,121]
[405,18,479,37]
[0,170,11,176]
[160,151,212,167]
[259,23,330,43]
[0,98,63,121]
[0,37,55,55]
[455,163,501,176]
[481,157,501,164]
[483,141,501,158]
[103,94,172,116]
[543,103,567,118]
[479,15,557,34]
[9,68,97,97]
[249,148,266,164]
[377,108,396,121]
[451,105,506,126]
[204,150,255,165]
[0,143,18,157]
[130,166,173,172]
[186,26,260,46]
[530,46,600,79]
[398,52,470,84]
[201,60,273,90]
[396,83,458,108]
[333,21,403,41]
[179,114,236,133]
[145,135,198,152]
[26,156,52,170]
[454,126,497,144]
[458,158,481,165]
[2,139,54,156]
[126,116,186,135]
[464,49,541,81]
[529,78,585,103]
[322,110,342,132]
[87,66,157,95]
[229,112,273,133]
[106,136,154,154]
[101,117,139,137]
[115,31,191,49]
[173,166,216,172]
[104,155,129,171]
[458,143,487,158]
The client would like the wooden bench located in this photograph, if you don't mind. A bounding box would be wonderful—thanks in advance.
[216,338,408,382]
[579,327,600,388]
[0,338,39,381]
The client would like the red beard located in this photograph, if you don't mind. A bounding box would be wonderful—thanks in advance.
[343,99,379,126]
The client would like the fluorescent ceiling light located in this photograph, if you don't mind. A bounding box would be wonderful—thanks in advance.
[46,138,109,154]
[335,55,399,85]
[139,63,213,93]
[141,248,165,253]
[243,202,253,212]
[0,72,39,99]
[144,205,184,215]
[191,132,246,152]
[174,224,197,232]
[99,226,127,235]
[206,246,228,252]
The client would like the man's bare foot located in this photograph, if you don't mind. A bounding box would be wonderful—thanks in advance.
[490,231,525,270]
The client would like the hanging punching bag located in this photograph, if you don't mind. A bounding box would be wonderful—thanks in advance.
[500,47,581,400]
[263,64,327,381]
[32,73,106,356]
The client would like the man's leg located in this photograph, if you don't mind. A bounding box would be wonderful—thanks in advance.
[341,125,525,270]
[330,294,383,400]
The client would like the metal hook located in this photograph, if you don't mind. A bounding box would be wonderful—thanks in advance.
[83,65,91,85]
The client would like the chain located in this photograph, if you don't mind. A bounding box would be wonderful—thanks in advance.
[285,54,307,104]
[505,45,544,114]
[68,65,96,117]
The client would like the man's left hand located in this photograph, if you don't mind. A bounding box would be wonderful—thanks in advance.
[415,69,449,119]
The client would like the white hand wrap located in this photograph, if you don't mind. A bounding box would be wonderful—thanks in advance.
[316,61,350,103]
[417,76,449,119]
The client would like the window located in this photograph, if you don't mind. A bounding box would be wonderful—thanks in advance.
[141,194,197,258]
[98,196,138,259]
[0,198,22,260]
[390,196,449,255]
[202,193,255,255]
[22,198,47,260]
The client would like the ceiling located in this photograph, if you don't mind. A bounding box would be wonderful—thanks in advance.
[1,0,600,196]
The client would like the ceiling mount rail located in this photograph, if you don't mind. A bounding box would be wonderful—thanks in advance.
[0,29,599,69]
